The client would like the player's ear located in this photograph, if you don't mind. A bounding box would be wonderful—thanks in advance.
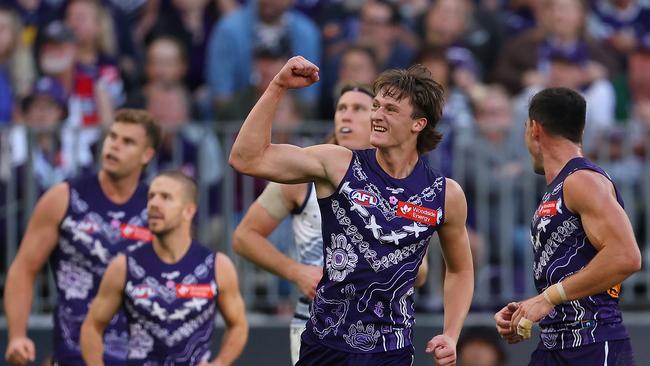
[412,117,427,133]
[183,202,197,221]
[141,146,156,166]
[530,119,542,139]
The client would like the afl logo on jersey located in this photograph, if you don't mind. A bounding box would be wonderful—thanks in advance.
[349,190,379,207]
[132,285,155,299]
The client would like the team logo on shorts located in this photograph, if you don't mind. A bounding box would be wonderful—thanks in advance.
[349,189,379,207]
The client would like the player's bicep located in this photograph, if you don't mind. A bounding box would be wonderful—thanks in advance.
[565,172,636,252]
[437,179,473,273]
[12,183,68,275]
[215,254,246,327]
[251,144,351,185]
[87,256,126,327]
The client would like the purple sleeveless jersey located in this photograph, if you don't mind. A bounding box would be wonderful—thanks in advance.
[123,241,218,365]
[301,149,446,353]
[531,157,629,350]
[51,174,149,365]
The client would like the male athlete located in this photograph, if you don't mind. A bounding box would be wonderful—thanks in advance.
[233,84,429,364]
[494,87,641,365]
[81,172,248,365]
[229,56,474,365]
[4,109,160,365]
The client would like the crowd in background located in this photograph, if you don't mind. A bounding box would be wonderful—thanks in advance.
[1,0,650,318]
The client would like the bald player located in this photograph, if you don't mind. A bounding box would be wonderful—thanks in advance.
[81,172,248,365]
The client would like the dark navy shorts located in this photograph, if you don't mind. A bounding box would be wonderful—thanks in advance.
[296,340,414,366]
[529,338,635,366]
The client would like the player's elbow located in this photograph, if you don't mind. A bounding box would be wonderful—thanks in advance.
[232,228,247,256]
[623,250,642,275]
[228,151,249,174]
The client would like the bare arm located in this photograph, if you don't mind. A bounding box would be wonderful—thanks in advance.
[508,170,642,339]
[80,255,127,366]
[233,183,322,299]
[414,251,429,288]
[425,179,474,366]
[4,183,68,365]
[560,170,641,299]
[211,253,248,366]
[228,56,350,188]
[437,179,474,342]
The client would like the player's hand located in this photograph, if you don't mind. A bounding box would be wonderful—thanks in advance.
[494,302,523,344]
[291,263,322,300]
[425,334,456,366]
[272,56,320,90]
[510,294,554,340]
[5,337,36,365]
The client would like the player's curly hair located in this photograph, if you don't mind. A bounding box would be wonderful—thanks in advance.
[373,65,445,154]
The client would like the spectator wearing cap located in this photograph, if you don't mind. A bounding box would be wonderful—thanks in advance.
[493,0,618,95]
[8,77,88,193]
[206,0,320,115]
[0,5,36,125]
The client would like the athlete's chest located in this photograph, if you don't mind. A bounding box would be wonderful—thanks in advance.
[125,254,217,323]
[531,183,583,254]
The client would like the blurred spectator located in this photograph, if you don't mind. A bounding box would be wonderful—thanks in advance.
[206,0,320,114]
[422,0,503,77]
[216,36,291,121]
[145,35,187,86]
[148,0,219,92]
[64,0,125,127]
[355,0,414,70]
[493,0,618,94]
[125,35,189,108]
[144,81,224,247]
[0,5,36,124]
[457,326,506,366]
[514,50,617,146]
[498,0,546,38]
[461,85,525,275]
[320,44,378,120]
[629,49,650,102]
[588,0,650,59]
[144,82,222,195]
[590,128,642,187]
[417,46,475,176]
[9,77,80,192]
[8,0,60,48]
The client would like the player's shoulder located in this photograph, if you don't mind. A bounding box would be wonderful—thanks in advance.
[35,181,71,218]
[564,169,615,212]
[444,177,465,197]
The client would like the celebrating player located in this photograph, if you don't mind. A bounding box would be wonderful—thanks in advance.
[229,56,473,365]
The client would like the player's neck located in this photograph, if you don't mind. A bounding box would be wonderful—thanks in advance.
[541,138,583,184]
[152,232,193,264]
[375,146,419,179]
[98,170,141,205]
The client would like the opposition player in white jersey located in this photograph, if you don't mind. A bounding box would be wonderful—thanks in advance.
[233,84,429,364]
